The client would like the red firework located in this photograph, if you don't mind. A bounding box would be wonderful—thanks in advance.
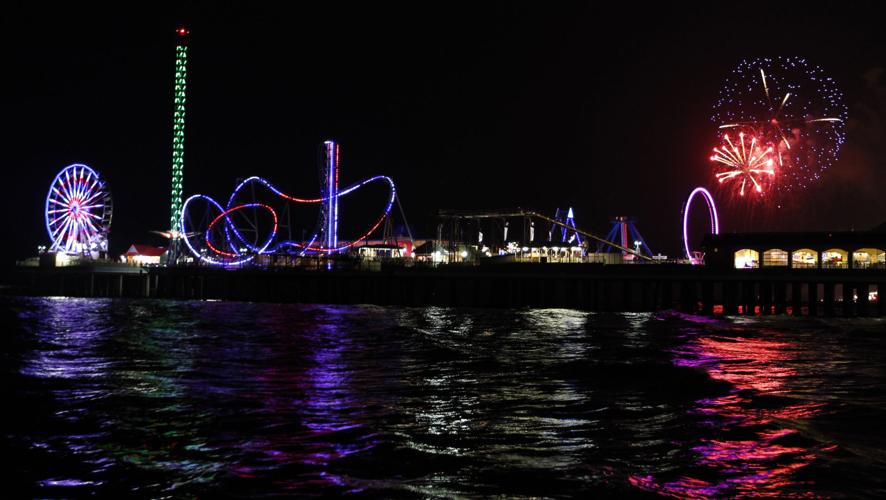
[710,132,775,197]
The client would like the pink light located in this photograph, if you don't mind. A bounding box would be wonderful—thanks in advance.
[682,187,720,264]
[205,203,278,258]
[184,173,397,264]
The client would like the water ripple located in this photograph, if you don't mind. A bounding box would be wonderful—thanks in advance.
[3,298,886,497]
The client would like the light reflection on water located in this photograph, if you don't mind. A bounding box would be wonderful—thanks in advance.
[3,298,886,497]
[633,324,833,497]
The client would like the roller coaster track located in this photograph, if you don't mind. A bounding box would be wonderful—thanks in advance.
[437,209,657,263]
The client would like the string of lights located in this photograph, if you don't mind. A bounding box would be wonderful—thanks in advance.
[181,173,396,266]
[169,28,189,233]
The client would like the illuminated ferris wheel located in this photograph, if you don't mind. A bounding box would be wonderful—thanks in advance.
[45,163,113,256]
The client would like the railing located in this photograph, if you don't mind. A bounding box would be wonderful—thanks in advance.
[791,262,818,269]
[852,262,886,270]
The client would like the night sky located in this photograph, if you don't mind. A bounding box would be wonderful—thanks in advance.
[3,2,886,269]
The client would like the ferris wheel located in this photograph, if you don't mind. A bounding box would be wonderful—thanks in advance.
[45,163,113,256]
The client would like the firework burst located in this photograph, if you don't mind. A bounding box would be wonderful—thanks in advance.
[711,57,847,194]
[711,132,775,196]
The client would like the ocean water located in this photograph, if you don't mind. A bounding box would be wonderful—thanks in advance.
[2,296,886,497]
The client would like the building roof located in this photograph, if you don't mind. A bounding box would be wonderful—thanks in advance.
[125,244,167,257]
[358,244,403,249]
[413,241,439,254]
[702,230,886,250]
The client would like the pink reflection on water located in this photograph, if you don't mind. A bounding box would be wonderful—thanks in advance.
[227,308,376,491]
[632,330,833,497]
[683,337,796,394]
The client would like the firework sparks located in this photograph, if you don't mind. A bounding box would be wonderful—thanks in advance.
[711,132,775,196]
[711,57,847,194]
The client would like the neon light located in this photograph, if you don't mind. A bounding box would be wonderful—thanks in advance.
[205,203,278,258]
[598,216,652,257]
[169,36,188,233]
[181,174,396,265]
[550,207,582,245]
[682,187,720,265]
[334,143,340,249]
[181,195,255,266]
[45,164,112,255]
[323,140,339,251]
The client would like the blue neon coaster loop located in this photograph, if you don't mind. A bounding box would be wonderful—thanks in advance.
[181,175,396,266]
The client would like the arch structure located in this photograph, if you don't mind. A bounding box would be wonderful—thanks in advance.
[734,249,759,269]
[763,248,789,267]
[822,248,848,269]
[852,248,885,269]
[682,187,720,264]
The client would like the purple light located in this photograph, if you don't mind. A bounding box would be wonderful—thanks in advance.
[44,163,110,255]
[205,203,278,258]
[222,175,395,254]
[630,329,829,496]
[182,173,397,265]
[181,195,256,266]
[324,140,339,251]
[682,187,720,264]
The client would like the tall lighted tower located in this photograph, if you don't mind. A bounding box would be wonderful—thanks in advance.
[319,140,340,252]
[170,27,189,237]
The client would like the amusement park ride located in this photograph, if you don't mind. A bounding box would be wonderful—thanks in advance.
[179,140,408,266]
[44,163,113,259]
[598,216,653,260]
[549,208,583,246]
[681,187,720,265]
[166,26,189,263]
[434,208,660,264]
[37,27,725,268]
[167,27,412,267]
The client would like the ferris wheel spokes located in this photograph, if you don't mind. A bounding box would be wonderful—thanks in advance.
[44,163,113,257]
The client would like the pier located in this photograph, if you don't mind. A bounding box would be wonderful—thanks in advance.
[11,263,884,317]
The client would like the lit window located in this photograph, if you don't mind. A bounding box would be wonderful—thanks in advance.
[734,249,759,269]
[763,249,788,267]
[791,249,818,269]
[852,248,886,269]
[822,249,848,269]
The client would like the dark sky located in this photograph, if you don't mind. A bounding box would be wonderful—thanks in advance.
[3,2,886,267]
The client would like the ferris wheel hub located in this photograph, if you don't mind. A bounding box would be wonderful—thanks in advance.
[44,163,113,258]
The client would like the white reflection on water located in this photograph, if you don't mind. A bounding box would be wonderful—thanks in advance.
[402,307,599,472]
[10,298,886,497]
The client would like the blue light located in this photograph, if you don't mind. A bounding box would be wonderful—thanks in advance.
[181,173,397,265]
[44,163,111,256]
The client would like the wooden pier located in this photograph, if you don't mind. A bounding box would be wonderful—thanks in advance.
[10,263,885,317]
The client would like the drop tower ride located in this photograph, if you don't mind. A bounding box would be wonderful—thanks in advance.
[168,26,189,261]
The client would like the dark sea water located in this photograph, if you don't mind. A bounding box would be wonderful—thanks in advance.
[3,297,886,498]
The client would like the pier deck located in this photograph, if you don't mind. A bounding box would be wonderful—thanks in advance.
[9,263,885,317]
